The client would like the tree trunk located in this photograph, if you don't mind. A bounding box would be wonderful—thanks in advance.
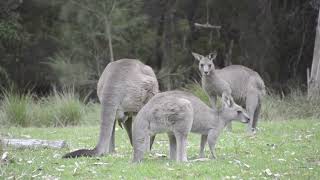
[224,39,234,66]
[106,18,114,62]
[308,9,320,98]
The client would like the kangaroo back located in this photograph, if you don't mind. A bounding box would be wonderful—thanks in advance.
[216,65,265,101]
[63,59,159,158]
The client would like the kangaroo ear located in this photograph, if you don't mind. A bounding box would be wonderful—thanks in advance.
[228,96,235,107]
[192,52,204,61]
[208,51,217,60]
[222,93,233,107]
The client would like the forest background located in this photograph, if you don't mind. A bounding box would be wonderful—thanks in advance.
[1,0,319,97]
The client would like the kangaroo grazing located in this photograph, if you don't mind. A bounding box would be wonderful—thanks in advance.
[192,51,265,133]
[63,59,159,158]
[149,90,250,159]
[132,92,194,163]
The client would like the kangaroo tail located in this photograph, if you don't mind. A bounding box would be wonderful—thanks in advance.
[62,148,97,158]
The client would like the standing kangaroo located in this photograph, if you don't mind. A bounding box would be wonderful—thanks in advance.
[63,59,159,158]
[192,51,265,133]
[132,92,194,163]
[148,91,250,159]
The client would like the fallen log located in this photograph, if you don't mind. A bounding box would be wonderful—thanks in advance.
[2,138,67,149]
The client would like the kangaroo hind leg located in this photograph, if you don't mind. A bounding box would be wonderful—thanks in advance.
[246,91,259,133]
[252,99,261,131]
[174,133,188,162]
[168,134,177,161]
[199,135,207,158]
[95,99,118,156]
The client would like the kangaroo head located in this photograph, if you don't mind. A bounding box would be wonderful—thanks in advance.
[221,93,250,124]
[192,51,217,75]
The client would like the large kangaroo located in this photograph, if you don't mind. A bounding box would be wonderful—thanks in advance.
[132,92,194,163]
[192,51,265,133]
[63,59,159,158]
[149,91,250,159]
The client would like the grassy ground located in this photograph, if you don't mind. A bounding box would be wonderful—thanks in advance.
[1,119,319,179]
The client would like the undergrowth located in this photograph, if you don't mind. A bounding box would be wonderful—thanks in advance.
[1,83,319,127]
[184,83,320,121]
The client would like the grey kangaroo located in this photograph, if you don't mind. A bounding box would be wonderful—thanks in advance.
[132,92,194,163]
[192,51,265,133]
[63,59,159,158]
[148,90,250,160]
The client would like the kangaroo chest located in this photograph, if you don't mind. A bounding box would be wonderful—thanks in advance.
[202,74,231,96]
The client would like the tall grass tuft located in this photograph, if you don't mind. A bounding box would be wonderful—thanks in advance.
[262,89,320,121]
[0,88,90,127]
[47,88,85,127]
[182,82,210,105]
[0,90,34,127]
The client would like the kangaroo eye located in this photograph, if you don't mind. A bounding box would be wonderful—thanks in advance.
[200,64,204,68]
[208,64,212,68]
[237,110,242,114]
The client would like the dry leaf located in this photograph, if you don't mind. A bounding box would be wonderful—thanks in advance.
[93,162,109,166]
[264,169,272,176]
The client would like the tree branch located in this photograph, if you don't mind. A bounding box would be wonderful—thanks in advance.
[194,23,221,29]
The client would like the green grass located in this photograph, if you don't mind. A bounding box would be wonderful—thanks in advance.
[1,120,319,179]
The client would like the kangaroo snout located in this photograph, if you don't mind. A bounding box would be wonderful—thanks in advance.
[244,117,250,123]
[204,71,209,75]
[241,111,250,123]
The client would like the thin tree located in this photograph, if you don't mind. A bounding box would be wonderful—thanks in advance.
[308,0,320,98]
[69,0,116,62]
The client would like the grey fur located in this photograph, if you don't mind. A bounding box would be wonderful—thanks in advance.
[63,59,159,158]
[146,90,249,160]
[132,92,194,163]
[192,52,266,132]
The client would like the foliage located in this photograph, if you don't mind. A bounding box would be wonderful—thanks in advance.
[47,53,96,89]
[0,120,319,179]
[0,21,20,42]
[52,0,150,90]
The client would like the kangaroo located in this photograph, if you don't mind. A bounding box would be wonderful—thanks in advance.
[149,90,250,159]
[192,51,265,133]
[132,92,194,163]
[63,59,159,158]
